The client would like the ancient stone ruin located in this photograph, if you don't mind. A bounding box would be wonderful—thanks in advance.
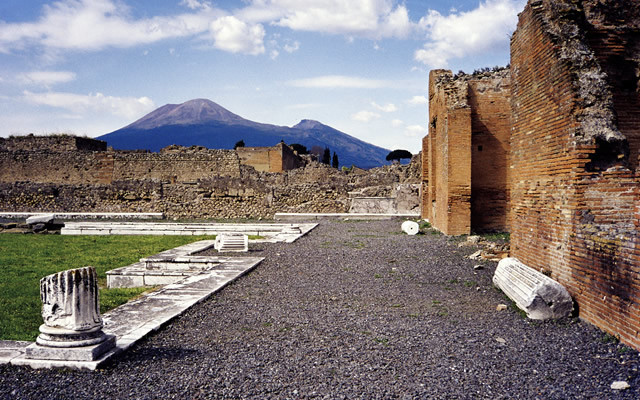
[422,0,640,350]
[25,266,115,362]
[0,135,421,219]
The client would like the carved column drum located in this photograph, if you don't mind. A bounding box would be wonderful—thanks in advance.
[37,266,108,348]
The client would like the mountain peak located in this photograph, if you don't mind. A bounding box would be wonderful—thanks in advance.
[125,98,249,130]
[293,119,327,130]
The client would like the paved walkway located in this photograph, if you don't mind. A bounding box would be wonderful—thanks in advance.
[1,220,638,399]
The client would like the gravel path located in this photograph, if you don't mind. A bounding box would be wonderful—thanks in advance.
[1,219,639,399]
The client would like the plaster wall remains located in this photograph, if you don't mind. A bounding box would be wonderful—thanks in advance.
[422,69,511,235]
[509,0,640,349]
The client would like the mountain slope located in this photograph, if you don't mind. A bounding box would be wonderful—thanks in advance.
[99,99,390,168]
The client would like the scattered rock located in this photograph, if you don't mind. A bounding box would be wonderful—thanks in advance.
[469,250,483,260]
[32,223,47,233]
[610,381,630,390]
[496,304,508,311]
[473,264,484,270]
[496,337,507,344]
[467,235,480,244]
[458,235,481,247]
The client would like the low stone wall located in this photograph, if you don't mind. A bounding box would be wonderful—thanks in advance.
[0,156,421,219]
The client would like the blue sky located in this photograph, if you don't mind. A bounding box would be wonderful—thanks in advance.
[0,0,526,153]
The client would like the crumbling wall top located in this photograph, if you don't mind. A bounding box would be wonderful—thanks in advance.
[527,0,628,145]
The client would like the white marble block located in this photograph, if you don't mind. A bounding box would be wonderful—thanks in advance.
[493,258,573,320]
[26,213,55,225]
[215,234,249,252]
[401,220,420,235]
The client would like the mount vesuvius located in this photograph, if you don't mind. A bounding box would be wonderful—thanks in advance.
[98,99,391,169]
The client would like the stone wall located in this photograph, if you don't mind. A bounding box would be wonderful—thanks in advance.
[0,142,305,186]
[509,0,640,350]
[112,149,242,182]
[423,69,511,235]
[236,143,304,173]
[0,138,421,219]
[0,135,106,152]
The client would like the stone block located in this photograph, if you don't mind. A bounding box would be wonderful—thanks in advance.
[215,234,249,252]
[107,274,145,288]
[493,258,573,320]
[26,214,55,225]
[401,220,420,235]
[25,335,116,362]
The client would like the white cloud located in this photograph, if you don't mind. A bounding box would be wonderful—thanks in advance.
[239,0,414,39]
[352,110,380,123]
[407,95,428,105]
[270,49,280,59]
[404,124,427,137]
[415,0,525,68]
[371,101,397,112]
[0,0,220,53]
[180,0,212,11]
[18,70,76,86]
[288,75,393,89]
[391,119,404,127]
[283,40,300,53]
[209,16,265,55]
[23,90,155,119]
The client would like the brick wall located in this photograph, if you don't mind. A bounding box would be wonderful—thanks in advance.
[468,73,511,232]
[423,69,511,235]
[510,0,640,349]
[421,136,429,220]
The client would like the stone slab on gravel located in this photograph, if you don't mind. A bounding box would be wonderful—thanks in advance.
[61,222,317,244]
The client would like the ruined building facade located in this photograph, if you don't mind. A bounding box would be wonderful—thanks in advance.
[422,69,511,235]
[422,0,640,350]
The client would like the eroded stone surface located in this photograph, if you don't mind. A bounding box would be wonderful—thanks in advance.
[39,267,103,332]
[493,258,573,320]
[25,266,115,363]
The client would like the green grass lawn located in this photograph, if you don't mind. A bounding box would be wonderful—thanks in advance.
[0,234,210,341]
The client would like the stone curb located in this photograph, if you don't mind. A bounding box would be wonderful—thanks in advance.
[274,212,421,220]
[2,256,264,370]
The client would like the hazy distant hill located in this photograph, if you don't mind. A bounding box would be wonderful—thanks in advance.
[98,99,390,169]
